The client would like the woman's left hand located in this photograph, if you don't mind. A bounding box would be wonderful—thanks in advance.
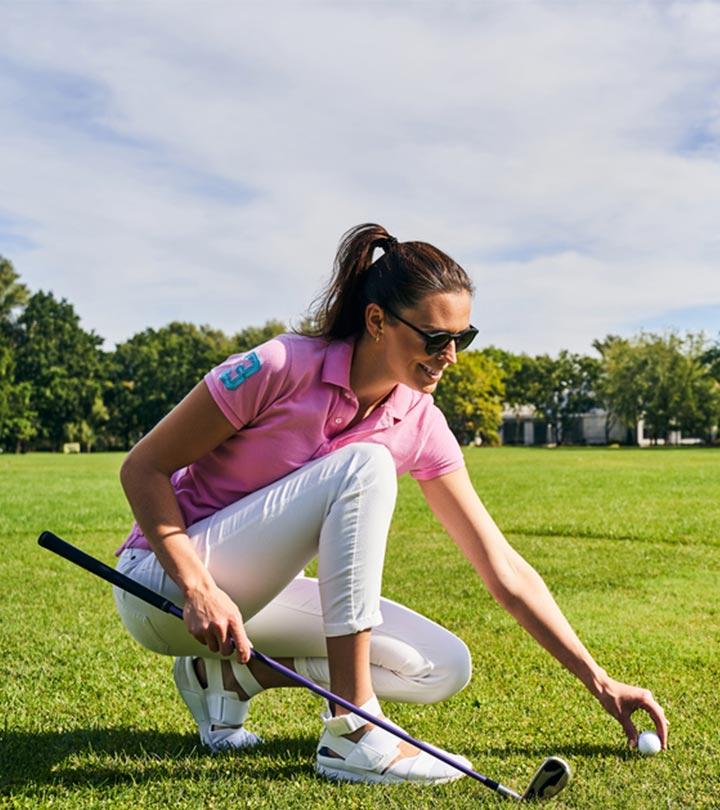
[596,676,669,749]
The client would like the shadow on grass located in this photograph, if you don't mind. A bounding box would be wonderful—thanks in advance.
[0,728,317,792]
[479,742,628,759]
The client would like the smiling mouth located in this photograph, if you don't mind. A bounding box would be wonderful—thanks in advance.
[419,362,443,381]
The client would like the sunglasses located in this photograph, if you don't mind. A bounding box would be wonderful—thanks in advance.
[384,306,478,356]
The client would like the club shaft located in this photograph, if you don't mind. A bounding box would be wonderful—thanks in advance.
[38,530,522,799]
[250,646,519,795]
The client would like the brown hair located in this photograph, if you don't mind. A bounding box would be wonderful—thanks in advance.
[299,223,474,340]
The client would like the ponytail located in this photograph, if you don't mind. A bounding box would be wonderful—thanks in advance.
[299,223,473,340]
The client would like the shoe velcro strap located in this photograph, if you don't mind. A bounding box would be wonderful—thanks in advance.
[343,727,399,771]
[205,658,225,693]
[207,691,250,727]
[229,660,264,698]
[323,695,381,737]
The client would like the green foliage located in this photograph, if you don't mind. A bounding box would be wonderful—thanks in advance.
[483,348,601,444]
[233,319,286,352]
[700,337,720,382]
[533,351,601,444]
[0,254,288,452]
[0,339,37,452]
[0,261,36,451]
[13,291,105,450]
[1,255,718,453]
[595,332,720,443]
[434,351,504,444]
[480,346,530,410]
[106,319,287,446]
[0,255,29,335]
[106,322,236,447]
[64,395,110,452]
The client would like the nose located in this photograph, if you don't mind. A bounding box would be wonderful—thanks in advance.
[438,339,458,365]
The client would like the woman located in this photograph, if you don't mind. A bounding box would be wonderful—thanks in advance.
[114,223,668,785]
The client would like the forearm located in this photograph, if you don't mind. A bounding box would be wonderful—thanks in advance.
[120,455,215,598]
[493,558,609,697]
[420,470,669,746]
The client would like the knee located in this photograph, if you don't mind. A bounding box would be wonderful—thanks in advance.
[350,443,397,498]
[425,636,473,703]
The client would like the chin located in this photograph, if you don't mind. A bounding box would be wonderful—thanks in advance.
[413,376,440,394]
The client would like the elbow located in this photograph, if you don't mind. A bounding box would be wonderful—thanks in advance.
[120,445,173,501]
[119,447,138,493]
[119,453,139,504]
[119,445,153,498]
[486,556,533,610]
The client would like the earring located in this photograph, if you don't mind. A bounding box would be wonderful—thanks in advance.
[374,329,382,343]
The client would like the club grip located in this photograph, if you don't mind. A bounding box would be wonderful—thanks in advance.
[38,530,184,619]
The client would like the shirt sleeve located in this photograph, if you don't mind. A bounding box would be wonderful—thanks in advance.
[204,336,292,430]
[409,403,466,480]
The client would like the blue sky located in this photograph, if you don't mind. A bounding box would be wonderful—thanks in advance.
[1,0,719,354]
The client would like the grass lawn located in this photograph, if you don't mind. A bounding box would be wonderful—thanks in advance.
[1,447,719,808]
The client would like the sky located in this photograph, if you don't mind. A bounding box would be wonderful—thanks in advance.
[1,0,719,355]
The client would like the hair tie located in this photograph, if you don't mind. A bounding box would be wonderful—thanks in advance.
[384,235,398,251]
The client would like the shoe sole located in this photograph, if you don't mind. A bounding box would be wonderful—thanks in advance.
[316,760,465,785]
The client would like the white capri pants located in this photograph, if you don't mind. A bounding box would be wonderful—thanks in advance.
[114,443,472,704]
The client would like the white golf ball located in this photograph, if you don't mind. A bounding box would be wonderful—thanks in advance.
[637,731,662,755]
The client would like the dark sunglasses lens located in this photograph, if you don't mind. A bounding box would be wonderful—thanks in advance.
[426,335,452,354]
[426,328,478,355]
[456,327,478,352]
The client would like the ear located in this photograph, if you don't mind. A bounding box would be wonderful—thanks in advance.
[364,303,385,338]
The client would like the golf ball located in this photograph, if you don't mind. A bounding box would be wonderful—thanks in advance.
[637,731,662,755]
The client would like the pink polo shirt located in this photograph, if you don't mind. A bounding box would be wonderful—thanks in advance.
[117,334,464,554]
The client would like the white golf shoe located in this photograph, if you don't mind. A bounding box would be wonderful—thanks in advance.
[173,656,264,752]
[315,695,471,784]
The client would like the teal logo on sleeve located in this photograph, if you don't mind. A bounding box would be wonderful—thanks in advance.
[219,352,262,391]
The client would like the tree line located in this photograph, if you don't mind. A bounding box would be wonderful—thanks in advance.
[1,256,719,452]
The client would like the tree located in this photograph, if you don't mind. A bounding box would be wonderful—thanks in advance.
[480,347,528,411]
[106,321,237,447]
[64,395,110,452]
[13,291,105,450]
[434,351,505,445]
[105,319,289,447]
[529,351,601,445]
[0,256,29,337]
[484,348,601,444]
[0,260,35,451]
[596,331,720,444]
[0,338,37,452]
[233,320,286,353]
[701,337,720,382]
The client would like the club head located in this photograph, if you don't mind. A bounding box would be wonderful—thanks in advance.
[521,756,571,801]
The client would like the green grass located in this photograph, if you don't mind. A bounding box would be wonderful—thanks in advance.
[1,448,719,808]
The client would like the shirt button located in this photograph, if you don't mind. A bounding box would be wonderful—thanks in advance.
[335,417,343,424]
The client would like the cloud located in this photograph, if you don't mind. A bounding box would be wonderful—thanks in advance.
[0,0,719,353]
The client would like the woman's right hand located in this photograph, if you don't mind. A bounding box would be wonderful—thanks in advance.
[183,582,253,664]
[119,381,252,662]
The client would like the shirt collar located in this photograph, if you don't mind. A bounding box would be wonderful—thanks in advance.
[322,338,354,389]
[322,338,416,423]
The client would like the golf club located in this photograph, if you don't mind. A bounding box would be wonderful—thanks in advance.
[38,529,571,801]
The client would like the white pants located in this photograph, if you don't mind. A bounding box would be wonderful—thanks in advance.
[114,443,472,704]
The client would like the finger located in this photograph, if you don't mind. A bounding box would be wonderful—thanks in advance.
[234,631,252,665]
[192,632,208,648]
[619,713,639,748]
[205,631,219,653]
[644,699,670,749]
[218,624,235,658]
[228,618,252,664]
